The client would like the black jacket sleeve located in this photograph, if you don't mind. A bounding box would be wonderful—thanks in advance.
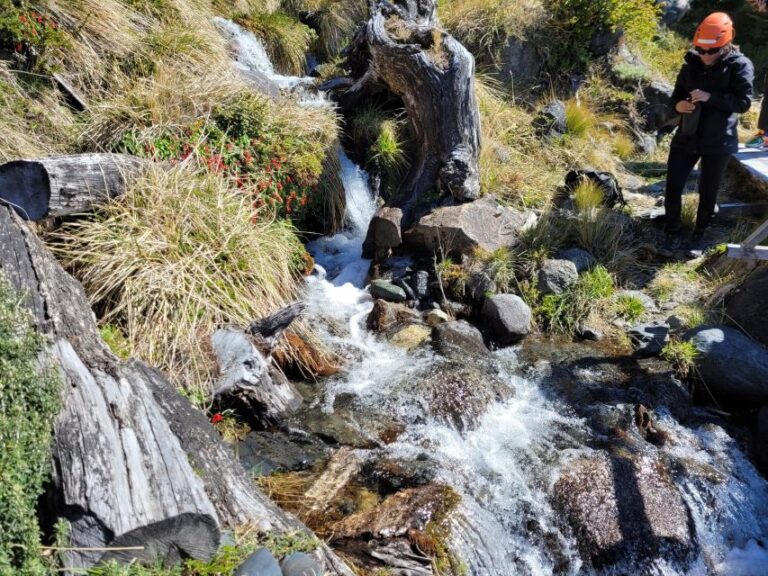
[707,57,754,114]
[670,64,690,113]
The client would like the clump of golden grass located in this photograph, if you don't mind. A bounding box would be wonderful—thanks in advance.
[681,194,699,232]
[281,0,368,58]
[475,77,562,208]
[48,165,308,397]
[438,0,545,67]
[0,66,77,161]
[572,180,604,212]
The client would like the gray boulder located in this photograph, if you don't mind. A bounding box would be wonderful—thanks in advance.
[685,325,768,406]
[369,280,407,303]
[533,100,566,139]
[362,206,403,258]
[404,196,526,256]
[411,270,430,299]
[432,320,488,356]
[499,35,541,88]
[280,552,323,576]
[556,247,595,273]
[235,547,281,576]
[537,259,578,295]
[639,81,676,132]
[660,0,691,24]
[628,323,669,356]
[481,294,532,345]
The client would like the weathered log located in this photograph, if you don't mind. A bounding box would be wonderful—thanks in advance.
[0,204,219,570]
[0,153,148,220]
[212,329,303,428]
[0,204,355,575]
[344,0,480,217]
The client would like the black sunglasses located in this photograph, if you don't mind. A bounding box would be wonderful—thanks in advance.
[695,46,722,55]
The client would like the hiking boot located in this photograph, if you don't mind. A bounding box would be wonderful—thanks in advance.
[659,233,681,257]
[685,233,707,259]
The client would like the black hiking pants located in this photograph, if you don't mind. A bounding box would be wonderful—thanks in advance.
[664,146,731,235]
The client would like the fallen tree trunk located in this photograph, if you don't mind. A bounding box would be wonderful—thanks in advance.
[344,0,480,217]
[0,153,148,220]
[0,205,354,575]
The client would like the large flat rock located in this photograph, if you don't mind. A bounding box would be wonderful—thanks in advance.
[404,196,526,256]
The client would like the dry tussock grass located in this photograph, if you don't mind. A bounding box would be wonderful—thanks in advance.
[48,165,310,397]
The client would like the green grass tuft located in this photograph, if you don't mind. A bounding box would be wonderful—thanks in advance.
[614,294,645,323]
[661,339,699,378]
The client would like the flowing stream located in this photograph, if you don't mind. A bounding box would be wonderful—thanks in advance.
[215,19,768,576]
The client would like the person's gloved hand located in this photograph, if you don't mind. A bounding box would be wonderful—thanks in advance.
[690,89,711,103]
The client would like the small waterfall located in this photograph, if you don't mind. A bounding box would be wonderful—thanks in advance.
[216,18,768,575]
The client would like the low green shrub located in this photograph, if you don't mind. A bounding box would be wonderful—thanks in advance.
[543,0,660,71]
[661,339,699,378]
[117,92,330,224]
[615,294,645,322]
[0,276,61,575]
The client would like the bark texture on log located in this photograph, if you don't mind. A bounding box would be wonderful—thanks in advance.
[0,205,355,575]
[346,0,480,215]
[0,204,218,570]
[211,329,303,429]
[0,154,148,221]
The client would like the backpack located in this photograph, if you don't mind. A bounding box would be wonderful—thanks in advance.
[564,169,626,209]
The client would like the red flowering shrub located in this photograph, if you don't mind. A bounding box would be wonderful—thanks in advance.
[0,2,66,70]
[118,94,325,225]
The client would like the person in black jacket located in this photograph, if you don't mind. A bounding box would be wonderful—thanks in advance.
[662,12,754,257]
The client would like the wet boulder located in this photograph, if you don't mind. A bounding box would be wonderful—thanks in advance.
[415,358,511,430]
[238,429,329,477]
[481,294,532,345]
[389,324,431,350]
[370,280,407,303]
[553,453,692,568]
[685,325,768,406]
[432,320,488,357]
[756,406,768,474]
[537,259,578,295]
[404,196,526,256]
[367,299,419,333]
[333,484,455,540]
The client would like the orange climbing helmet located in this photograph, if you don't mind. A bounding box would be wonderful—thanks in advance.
[693,12,735,48]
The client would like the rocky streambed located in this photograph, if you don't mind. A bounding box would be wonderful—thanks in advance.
[218,16,768,576]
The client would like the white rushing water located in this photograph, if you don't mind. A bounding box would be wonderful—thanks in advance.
[217,19,768,575]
